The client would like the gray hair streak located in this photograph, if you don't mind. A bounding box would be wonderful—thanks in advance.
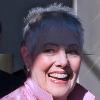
[23,3,77,38]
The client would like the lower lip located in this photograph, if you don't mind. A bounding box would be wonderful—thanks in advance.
[49,77,68,84]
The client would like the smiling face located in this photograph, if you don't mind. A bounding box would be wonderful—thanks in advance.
[22,19,82,99]
[31,44,81,99]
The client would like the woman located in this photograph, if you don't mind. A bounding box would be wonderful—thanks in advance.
[1,3,95,100]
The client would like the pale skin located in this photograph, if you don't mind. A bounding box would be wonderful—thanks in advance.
[21,21,82,100]
[21,44,81,100]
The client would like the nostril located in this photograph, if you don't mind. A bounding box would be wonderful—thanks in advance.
[55,58,70,68]
[61,58,70,67]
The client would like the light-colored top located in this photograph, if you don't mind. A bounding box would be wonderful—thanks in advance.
[1,78,95,100]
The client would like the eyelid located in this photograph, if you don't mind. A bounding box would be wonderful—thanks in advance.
[43,48,55,52]
[66,49,80,55]
[43,47,59,54]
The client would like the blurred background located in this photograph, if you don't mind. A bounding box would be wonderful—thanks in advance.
[0,0,100,99]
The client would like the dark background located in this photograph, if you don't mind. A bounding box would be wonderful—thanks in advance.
[0,0,73,98]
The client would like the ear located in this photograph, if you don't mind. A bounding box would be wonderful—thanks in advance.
[20,46,32,69]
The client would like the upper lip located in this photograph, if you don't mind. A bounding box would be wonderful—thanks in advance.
[48,71,67,74]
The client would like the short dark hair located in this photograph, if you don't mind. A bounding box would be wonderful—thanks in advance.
[22,3,84,55]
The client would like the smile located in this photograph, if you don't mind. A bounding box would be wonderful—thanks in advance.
[48,72,70,81]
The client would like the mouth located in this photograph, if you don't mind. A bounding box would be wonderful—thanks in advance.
[48,73,69,81]
[48,71,73,82]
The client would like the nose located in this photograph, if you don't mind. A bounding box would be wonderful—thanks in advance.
[55,50,69,68]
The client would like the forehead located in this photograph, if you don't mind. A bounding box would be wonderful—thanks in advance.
[37,19,81,48]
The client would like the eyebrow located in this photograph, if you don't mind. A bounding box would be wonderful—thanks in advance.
[43,43,80,50]
[66,44,80,50]
[43,43,59,48]
[67,44,80,48]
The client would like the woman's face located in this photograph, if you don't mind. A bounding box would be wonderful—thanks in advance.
[31,44,81,98]
[24,21,82,99]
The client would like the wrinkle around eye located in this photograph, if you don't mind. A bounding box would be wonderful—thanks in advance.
[69,51,79,55]
[66,50,81,57]
[42,48,58,55]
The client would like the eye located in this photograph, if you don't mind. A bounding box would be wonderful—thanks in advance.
[69,50,79,55]
[66,50,80,57]
[43,47,58,54]
[43,48,56,53]
[42,43,59,55]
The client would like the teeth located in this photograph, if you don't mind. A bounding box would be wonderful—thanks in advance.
[49,73,68,79]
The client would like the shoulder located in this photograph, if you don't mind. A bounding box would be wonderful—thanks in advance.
[0,86,25,100]
[1,85,37,100]
[68,83,95,100]
[83,91,95,100]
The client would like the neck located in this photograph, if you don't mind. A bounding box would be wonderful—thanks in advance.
[53,95,68,100]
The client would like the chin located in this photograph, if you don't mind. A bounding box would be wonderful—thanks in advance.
[45,73,77,99]
[47,80,76,98]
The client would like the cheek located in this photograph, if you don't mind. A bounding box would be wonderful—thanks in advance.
[70,58,81,73]
[32,55,53,71]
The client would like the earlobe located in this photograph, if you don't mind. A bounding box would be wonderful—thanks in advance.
[20,46,32,69]
[21,46,29,59]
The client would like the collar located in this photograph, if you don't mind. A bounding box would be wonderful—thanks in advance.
[24,78,53,100]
